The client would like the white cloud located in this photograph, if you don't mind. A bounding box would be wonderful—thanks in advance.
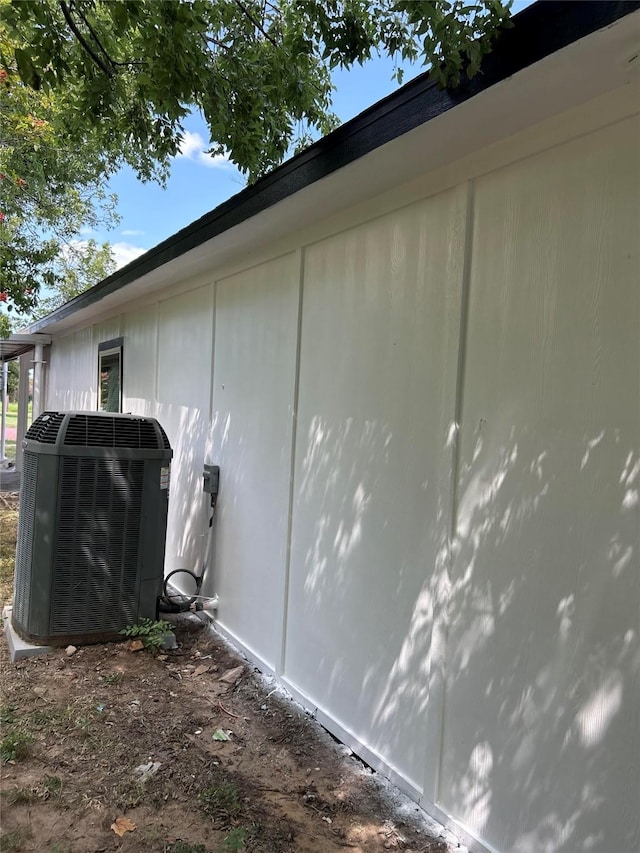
[121,229,144,237]
[111,242,147,269]
[176,130,234,169]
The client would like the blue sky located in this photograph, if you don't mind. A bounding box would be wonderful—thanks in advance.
[93,55,426,268]
[91,1,532,268]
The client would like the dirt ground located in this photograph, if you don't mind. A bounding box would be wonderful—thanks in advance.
[0,495,455,853]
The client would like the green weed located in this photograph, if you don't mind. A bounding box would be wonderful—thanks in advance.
[40,775,62,800]
[120,618,172,650]
[198,781,241,824]
[4,786,37,805]
[3,775,62,806]
[0,732,34,762]
[0,829,27,852]
[221,827,249,851]
[0,705,17,725]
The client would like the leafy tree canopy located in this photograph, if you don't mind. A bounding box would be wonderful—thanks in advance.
[2,0,512,182]
[1,0,512,334]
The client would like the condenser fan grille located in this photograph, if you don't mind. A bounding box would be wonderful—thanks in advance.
[49,457,144,635]
[63,414,163,449]
[25,412,65,443]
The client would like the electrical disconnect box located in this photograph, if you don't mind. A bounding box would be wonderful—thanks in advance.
[203,464,220,511]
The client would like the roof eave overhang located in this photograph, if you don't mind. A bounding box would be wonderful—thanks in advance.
[23,0,640,338]
[0,334,53,362]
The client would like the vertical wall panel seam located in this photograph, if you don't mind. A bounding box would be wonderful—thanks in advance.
[208,282,217,424]
[154,303,160,406]
[277,247,305,676]
[432,178,476,804]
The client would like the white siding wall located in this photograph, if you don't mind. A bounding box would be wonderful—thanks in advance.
[43,109,639,853]
[122,307,158,418]
[46,328,95,411]
[210,254,300,669]
[156,286,214,574]
[285,189,466,789]
[439,117,640,853]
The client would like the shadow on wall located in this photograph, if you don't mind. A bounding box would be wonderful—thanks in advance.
[154,402,210,580]
[290,412,638,852]
[290,410,454,790]
[439,422,639,852]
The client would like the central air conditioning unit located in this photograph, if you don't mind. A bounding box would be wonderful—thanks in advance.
[12,411,173,646]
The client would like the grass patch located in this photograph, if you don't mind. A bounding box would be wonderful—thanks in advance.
[0,705,18,725]
[0,497,18,608]
[102,672,124,686]
[0,732,34,762]
[198,780,242,825]
[0,828,29,852]
[221,827,250,851]
[3,775,64,808]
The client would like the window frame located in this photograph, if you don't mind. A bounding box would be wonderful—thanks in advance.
[97,337,124,413]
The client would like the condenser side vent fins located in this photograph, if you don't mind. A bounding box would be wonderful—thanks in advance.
[13,451,38,628]
[25,412,65,443]
[50,457,144,634]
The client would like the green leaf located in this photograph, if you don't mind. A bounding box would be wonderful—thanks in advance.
[14,48,41,89]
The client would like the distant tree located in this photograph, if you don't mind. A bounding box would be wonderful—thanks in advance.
[28,239,117,321]
[6,358,18,401]
[0,18,119,332]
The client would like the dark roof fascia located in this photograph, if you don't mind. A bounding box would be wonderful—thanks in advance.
[26,0,640,335]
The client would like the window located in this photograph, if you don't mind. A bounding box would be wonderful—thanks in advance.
[98,337,123,413]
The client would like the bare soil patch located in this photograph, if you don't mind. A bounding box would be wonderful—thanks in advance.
[1,495,452,853]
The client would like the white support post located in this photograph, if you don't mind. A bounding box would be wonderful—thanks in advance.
[31,344,45,420]
[0,360,7,464]
[15,353,30,473]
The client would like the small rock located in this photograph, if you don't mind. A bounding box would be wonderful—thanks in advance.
[220,665,244,684]
[65,645,77,657]
[134,761,161,783]
[157,654,168,662]
[160,632,178,650]
[33,686,47,696]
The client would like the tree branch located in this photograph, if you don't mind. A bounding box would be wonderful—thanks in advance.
[58,1,114,78]
[68,3,146,70]
[74,5,119,68]
[234,0,279,48]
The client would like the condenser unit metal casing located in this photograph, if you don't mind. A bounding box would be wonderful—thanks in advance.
[13,411,173,646]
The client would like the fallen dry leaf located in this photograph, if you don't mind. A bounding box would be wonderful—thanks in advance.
[192,664,210,677]
[129,639,145,652]
[111,816,137,837]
